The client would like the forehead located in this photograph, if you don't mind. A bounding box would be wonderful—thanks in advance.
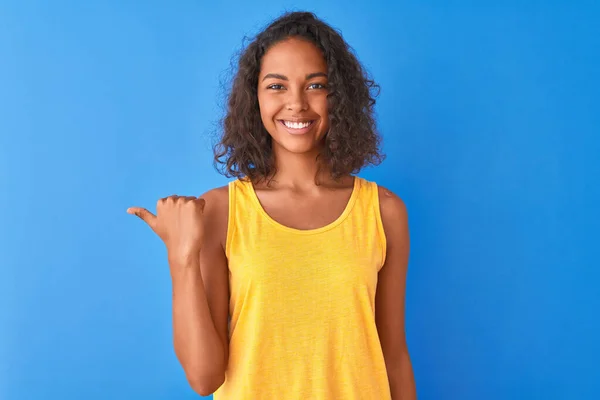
[260,38,327,76]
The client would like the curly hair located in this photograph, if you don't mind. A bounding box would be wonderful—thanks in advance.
[212,10,385,184]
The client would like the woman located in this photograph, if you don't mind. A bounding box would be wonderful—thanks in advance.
[128,11,416,399]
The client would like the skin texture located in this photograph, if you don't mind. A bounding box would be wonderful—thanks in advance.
[257,38,330,159]
[376,186,418,399]
[252,37,357,224]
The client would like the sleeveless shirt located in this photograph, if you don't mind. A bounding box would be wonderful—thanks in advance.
[212,176,392,399]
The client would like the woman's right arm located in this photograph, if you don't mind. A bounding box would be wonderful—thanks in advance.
[170,186,230,396]
[128,186,230,396]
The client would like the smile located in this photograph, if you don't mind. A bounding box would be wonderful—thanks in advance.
[278,120,315,135]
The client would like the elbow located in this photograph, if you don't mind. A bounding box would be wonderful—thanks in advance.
[174,343,227,396]
[187,371,225,397]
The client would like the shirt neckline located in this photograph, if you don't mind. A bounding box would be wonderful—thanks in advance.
[242,176,361,235]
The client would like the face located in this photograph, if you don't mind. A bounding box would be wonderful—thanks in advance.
[257,37,329,156]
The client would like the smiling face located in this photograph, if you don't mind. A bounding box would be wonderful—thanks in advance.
[257,37,330,156]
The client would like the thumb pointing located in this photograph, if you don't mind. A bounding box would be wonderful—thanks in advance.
[127,207,158,232]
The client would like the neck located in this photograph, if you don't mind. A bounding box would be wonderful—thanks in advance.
[266,146,331,189]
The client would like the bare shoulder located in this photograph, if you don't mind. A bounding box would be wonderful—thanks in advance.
[377,184,408,224]
[201,184,229,207]
[200,184,230,249]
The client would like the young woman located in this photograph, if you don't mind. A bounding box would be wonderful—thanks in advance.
[128,11,416,400]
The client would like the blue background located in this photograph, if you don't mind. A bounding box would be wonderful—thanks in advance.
[1,1,598,399]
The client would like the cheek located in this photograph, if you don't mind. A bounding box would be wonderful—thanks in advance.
[258,95,280,123]
[311,96,329,116]
[315,100,329,126]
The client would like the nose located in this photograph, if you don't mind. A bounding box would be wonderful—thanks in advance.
[285,88,308,111]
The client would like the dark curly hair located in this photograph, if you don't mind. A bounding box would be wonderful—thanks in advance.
[212,10,385,184]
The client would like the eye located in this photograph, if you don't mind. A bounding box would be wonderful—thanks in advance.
[266,83,328,91]
[308,83,327,90]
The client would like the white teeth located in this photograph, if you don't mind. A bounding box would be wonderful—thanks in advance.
[283,121,312,129]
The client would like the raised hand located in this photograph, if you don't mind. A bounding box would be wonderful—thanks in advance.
[127,195,207,263]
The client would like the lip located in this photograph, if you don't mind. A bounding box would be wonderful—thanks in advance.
[277,120,316,135]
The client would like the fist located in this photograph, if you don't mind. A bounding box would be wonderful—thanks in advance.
[127,195,206,262]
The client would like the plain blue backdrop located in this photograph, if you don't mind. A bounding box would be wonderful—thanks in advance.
[1,1,598,399]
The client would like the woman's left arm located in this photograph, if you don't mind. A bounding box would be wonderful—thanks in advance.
[376,186,417,400]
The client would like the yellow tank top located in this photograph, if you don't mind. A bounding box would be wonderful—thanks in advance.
[213,176,391,399]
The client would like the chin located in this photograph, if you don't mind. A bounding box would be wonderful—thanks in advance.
[273,137,325,155]
[278,142,318,154]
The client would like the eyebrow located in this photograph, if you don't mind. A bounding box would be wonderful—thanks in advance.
[261,72,328,82]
